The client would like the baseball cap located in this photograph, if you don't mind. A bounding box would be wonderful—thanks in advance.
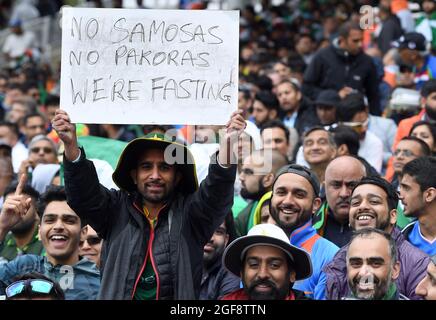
[273,164,320,197]
[394,32,427,52]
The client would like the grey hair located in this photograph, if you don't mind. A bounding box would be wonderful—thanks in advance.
[347,228,397,266]
[28,134,57,154]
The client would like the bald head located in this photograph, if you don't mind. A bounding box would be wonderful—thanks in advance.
[324,156,367,223]
[326,156,366,177]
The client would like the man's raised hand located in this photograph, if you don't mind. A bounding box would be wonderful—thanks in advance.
[52,109,80,161]
[0,174,32,241]
[218,110,247,167]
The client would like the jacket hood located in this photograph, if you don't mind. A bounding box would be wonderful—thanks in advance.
[112,132,198,194]
[253,191,272,225]
[31,164,61,194]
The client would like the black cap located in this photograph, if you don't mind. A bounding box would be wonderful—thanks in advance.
[314,90,341,108]
[394,32,427,52]
[273,164,320,197]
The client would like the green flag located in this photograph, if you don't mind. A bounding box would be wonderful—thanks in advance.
[78,136,128,169]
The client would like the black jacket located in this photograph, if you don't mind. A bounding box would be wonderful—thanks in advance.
[377,15,403,55]
[64,149,236,300]
[290,97,320,137]
[279,97,320,138]
[199,258,240,300]
[303,43,381,115]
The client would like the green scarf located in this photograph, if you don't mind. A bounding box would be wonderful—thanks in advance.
[350,282,398,300]
[382,282,398,300]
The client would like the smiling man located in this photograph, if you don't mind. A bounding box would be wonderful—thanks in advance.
[268,164,339,299]
[17,134,59,184]
[324,176,429,300]
[345,228,404,300]
[221,223,312,300]
[79,225,102,269]
[52,109,245,300]
[313,156,366,247]
[0,184,100,300]
[391,136,430,189]
[303,126,337,185]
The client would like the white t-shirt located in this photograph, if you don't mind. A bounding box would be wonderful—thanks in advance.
[358,131,383,173]
[11,141,28,174]
[2,31,37,58]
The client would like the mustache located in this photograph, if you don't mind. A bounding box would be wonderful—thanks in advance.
[205,240,215,248]
[336,199,350,206]
[248,278,277,291]
[278,204,300,211]
[353,275,380,286]
[145,181,164,187]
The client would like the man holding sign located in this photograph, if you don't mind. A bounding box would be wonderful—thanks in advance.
[60,8,239,126]
[52,109,246,300]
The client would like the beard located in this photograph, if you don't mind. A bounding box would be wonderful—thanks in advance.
[243,278,290,300]
[425,105,436,122]
[11,217,36,235]
[376,214,392,232]
[350,272,392,300]
[141,182,174,204]
[203,243,225,269]
[240,180,268,201]
[269,203,312,235]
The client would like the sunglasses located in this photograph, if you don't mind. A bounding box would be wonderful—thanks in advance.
[80,236,102,246]
[6,279,54,299]
[30,147,54,154]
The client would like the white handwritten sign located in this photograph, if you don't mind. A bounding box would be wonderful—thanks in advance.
[60,8,239,125]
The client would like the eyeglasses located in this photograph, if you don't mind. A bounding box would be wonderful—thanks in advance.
[80,236,102,246]
[393,149,416,157]
[30,147,54,154]
[6,279,54,299]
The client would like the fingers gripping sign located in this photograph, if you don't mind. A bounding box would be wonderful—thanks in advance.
[52,109,80,161]
[218,110,247,167]
[52,109,77,145]
[0,174,32,240]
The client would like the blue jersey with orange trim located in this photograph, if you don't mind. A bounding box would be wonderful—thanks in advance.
[291,220,339,300]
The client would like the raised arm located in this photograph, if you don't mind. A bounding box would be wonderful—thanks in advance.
[218,110,246,167]
[0,174,32,242]
[51,109,116,238]
[51,109,80,161]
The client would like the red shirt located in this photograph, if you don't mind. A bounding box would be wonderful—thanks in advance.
[221,289,296,300]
